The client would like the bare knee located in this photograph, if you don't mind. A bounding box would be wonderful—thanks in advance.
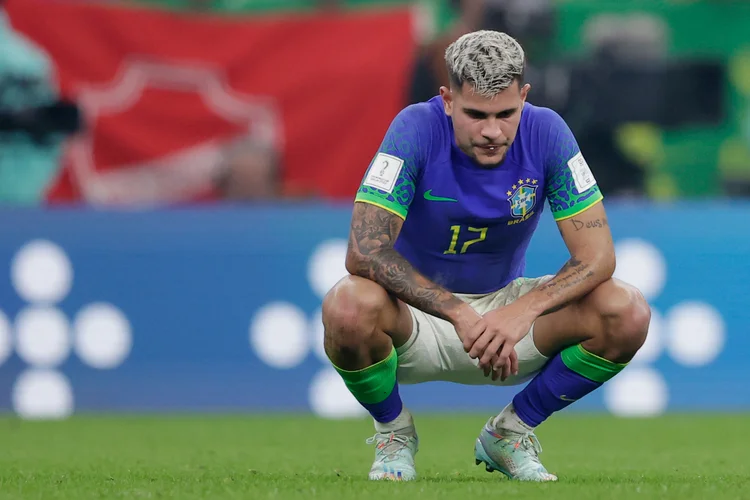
[322,275,394,365]
[584,279,651,362]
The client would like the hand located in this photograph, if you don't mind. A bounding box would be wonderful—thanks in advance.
[484,348,518,382]
[463,302,537,381]
[451,302,486,346]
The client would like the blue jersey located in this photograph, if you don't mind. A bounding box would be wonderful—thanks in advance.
[355,96,603,294]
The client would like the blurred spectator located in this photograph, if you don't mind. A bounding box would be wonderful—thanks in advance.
[213,137,281,201]
[560,14,670,198]
[0,1,81,205]
[409,0,555,104]
[409,0,481,104]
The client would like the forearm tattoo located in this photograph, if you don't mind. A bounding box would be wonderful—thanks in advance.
[349,203,463,321]
[534,255,596,313]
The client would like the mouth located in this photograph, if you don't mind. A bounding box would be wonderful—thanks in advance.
[476,145,504,154]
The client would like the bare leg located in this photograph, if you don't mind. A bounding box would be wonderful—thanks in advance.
[322,275,419,481]
[533,278,651,362]
[475,278,650,481]
[322,275,412,370]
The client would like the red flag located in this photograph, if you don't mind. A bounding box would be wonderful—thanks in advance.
[5,0,417,204]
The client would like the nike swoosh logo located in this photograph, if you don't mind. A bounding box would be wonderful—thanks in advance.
[559,395,577,402]
[424,189,457,202]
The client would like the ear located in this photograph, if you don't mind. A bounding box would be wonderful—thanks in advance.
[520,83,531,103]
[439,86,454,116]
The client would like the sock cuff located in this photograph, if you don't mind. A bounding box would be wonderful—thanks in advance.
[560,344,626,383]
[333,348,398,404]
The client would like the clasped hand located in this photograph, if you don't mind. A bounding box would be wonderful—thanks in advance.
[454,302,536,381]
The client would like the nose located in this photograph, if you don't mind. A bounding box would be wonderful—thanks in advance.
[481,118,504,142]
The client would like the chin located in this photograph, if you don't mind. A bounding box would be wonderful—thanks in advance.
[474,154,507,169]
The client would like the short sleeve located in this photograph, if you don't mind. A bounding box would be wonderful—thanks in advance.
[542,110,603,221]
[354,105,428,219]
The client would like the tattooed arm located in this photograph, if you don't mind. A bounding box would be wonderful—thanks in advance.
[345,202,474,325]
[513,201,615,318]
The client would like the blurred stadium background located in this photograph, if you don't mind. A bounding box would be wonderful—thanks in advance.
[0,0,749,447]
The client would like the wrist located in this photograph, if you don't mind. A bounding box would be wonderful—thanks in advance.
[514,292,546,319]
[446,300,478,327]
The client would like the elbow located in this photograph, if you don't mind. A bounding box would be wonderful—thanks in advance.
[345,250,367,277]
[579,247,615,282]
[598,250,616,280]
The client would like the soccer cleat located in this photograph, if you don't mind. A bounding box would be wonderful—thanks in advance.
[474,418,558,482]
[365,430,418,481]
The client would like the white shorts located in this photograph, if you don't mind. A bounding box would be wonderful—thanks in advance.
[395,276,554,387]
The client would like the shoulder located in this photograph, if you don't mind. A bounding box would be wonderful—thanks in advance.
[519,102,569,139]
[519,103,578,171]
[385,97,447,161]
[391,96,446,132]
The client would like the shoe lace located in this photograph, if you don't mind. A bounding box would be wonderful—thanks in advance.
[366,432,412,461]
[511,431,543,457]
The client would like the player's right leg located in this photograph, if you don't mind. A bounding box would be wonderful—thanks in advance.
[476,278,649,482]
[322,274,418,481]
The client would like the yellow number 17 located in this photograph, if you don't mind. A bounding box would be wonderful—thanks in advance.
[444,225,488,254]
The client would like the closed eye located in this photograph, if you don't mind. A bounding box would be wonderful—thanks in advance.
[463,108,517,120]
[465,110,487,120]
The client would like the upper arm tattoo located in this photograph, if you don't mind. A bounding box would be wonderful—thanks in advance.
[569,217,609,231]
[349,202,403,258]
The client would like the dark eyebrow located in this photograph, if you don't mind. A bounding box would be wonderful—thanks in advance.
[463,107,518,118]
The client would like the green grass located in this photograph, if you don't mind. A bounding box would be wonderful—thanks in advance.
[0,414,748,499]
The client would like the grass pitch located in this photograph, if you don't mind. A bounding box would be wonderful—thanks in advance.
[1,414,748,499]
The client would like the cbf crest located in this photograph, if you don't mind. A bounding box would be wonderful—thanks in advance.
[507,178,539,225]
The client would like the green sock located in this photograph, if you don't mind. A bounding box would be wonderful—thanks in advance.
[560,344,627,383]
[332,348,403,422]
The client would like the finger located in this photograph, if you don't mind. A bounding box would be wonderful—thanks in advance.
[501,350,517,382]
[498,345,518,374]
[494,342,517,373]
[470,329,495,361]
[492,353,509,378]
[481,354,493,377]
[471,334,491,365]
[500,360,510,382]
[491,343,513,376]
[462,321,486,353]
[486,353,502,379]
[486,350,508,378]
[491,356,503,381]
[479,333,507,369]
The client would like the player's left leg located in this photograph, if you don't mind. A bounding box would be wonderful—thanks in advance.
[475,278,650,482]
